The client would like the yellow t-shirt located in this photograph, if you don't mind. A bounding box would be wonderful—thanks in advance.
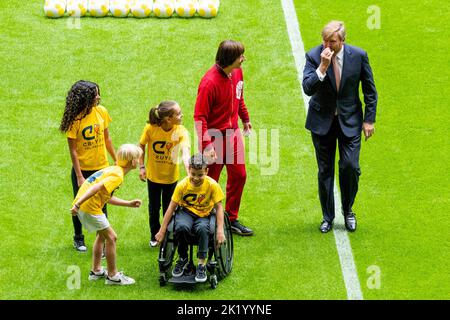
[139,124,189,184]
[73,166,123,215]
[172,176,224,217]
[66,105,112,171]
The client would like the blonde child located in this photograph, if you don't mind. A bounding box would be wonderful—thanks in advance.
[138,101,190,247]
[70,144,143,285]
[60,80,117,252]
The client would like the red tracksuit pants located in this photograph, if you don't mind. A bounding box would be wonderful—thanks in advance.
[207,130,246,222]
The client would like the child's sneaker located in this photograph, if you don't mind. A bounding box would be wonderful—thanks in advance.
[88,268,107,281]
[105,272,135,285]
[73,235,87,252]
[195,264,207,283]
[149,240,158,248]
[172,257,188,277]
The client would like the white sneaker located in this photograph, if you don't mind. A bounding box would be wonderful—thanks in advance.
[88,268,107,281]
[149,240,158,247]
[105,272,135,285]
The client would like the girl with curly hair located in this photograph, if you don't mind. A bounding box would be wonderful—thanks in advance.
[60,80,117,252]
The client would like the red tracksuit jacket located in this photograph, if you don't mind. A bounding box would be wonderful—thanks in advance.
[194,64,250,150]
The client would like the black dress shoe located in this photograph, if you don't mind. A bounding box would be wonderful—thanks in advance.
[319,221,333,233]
[344,213,357,232]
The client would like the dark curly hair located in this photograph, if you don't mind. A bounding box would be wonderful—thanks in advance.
[59,80,100,132]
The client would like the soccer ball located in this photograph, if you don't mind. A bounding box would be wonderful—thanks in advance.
[197,0,220,18]
[153,0,175,18]
[110,0,130,17]
[89,0,109,17]
[66,0,88,17]
[175,0,197,18]
[44,0,66,18]
[130,0,152,18]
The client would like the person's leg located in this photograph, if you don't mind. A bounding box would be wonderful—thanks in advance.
[193,216,210,264]
[147,180,163,241]
[311,118,338,223]
[174,209,194,259]
[337,129,361,215]
[223,130,246,221]
[92,232,105,272]
[161,182,177,216]
[71,168,84,238]
[193,216,210,282]
[172,209,194,277]
[97,227,118,276]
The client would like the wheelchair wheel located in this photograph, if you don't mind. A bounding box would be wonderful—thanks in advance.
[210,274,218,289]
[214,212,234,279]
[158,219,176,273]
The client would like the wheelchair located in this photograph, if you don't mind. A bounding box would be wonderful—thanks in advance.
[158,207,233,289]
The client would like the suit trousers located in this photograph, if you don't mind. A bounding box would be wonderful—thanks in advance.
[311,116,361,222]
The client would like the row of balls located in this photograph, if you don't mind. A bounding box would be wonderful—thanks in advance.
[44,0,220,19]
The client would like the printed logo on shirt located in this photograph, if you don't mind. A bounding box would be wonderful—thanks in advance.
[87,170,104,183]
[82,125,95,141]
[236,81,243,100]
[182,193,206,206]
[153,141,174,155]
[81,124,104,150]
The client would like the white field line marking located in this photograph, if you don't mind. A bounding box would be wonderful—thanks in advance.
[280,0,363,300]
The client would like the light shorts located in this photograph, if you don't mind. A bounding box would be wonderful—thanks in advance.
[77,210,110,232]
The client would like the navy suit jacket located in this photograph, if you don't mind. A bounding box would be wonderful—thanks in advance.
[302,44,378,137]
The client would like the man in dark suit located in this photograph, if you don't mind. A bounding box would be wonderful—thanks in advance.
[302,21,378,233]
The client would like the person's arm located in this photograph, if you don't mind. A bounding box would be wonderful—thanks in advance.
[104,128,117,164]
[194,80,217,162]
[138,143,146,182]
[302,48,333,96]
[108,196,142,208]
[215,201,226,246]
[70,182,106,215]
[155,200,178,244]
[68,138,85,187]
[360,51,378,141]
[237,73,252,136]
[242,121,252,137]
[181,143,191,175]
[194,79,214,151]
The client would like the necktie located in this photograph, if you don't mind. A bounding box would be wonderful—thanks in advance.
[332,55,341,91]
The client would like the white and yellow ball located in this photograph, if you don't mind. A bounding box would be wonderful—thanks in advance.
[110,0,130,17]
[130,0,152,18]
[66,0,88,17]
[175,0,197,18]
[89,0,109,17]
[153,0,175,18]
[44,0,66,18]
[197,0,219,18]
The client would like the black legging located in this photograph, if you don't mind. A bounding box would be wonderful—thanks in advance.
[147,180,177,241]
[71,167,107,237]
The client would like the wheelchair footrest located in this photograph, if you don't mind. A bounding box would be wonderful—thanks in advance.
[168,275,197,285]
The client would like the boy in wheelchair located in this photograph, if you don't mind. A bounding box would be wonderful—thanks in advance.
[155,154,226,283]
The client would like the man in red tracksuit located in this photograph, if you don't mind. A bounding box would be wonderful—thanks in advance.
[194,40,253,236]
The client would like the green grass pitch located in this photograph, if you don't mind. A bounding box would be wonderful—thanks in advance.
[0,0,448,300]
